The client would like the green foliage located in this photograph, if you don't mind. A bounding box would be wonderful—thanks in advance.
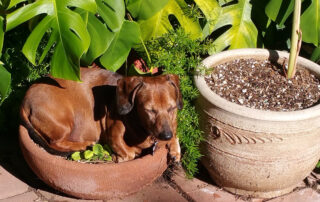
[71,152,81,161]
[265,0,320,47]
[70,144,113,162]
[142,28,208,177]
[137,0,203,41]
[300,0,319,46]
[100,20,140,72]
[126,0,169,20]
[0,63,11,102]
[209,0,258,54]
[78,9,115,66]
[7,0,96,81]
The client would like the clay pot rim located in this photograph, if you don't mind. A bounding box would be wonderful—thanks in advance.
[19,124,167,169]
[194,48,320,122]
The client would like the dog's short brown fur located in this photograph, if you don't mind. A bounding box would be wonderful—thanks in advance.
[20,67,182,162]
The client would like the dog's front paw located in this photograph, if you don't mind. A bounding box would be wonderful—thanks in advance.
[116,153,135,163]
[169,149,181,163]
[115,147,142,163]
[168,138,181,163]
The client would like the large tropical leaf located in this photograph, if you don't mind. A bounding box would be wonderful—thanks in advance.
[265,0,319,46]
[100,20,140,72]
[300,0,319,46]
[6,0,97,81]
[209,0,258,54]
[0,63,11,102]
[0,16,4,56]
[194,0,222,38]
[79,11,115,66]
[265,0,295,26]
[137,0,202,41]
[96,0,125,32]
[126,0,169,20]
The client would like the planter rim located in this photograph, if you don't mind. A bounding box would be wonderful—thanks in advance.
[195,48,320,122]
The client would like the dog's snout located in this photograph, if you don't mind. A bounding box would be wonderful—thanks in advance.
[158,130,173,140]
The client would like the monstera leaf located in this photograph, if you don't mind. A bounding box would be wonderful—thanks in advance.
[6,0,96,81]
[0,16,3,55]
[100,20,140,72]
[300,0,319,46]
[265,0,319,46]
[96,0,125,32]
[209,0,258,54]
[0,63,10,102]
[78,0,140,72]
[194,0,222,38]
[137,0,202,41]
[78,10,115,66]
[126,0,169,20]
[97,0,140,72]
[265,0,295,26]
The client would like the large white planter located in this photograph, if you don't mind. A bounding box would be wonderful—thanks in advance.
[194,48,320,198]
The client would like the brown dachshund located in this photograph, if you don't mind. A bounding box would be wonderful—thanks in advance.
[20,67,182,162]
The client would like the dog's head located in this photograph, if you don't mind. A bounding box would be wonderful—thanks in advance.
[116,74,182,141]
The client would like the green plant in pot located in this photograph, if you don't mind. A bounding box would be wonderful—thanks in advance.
[194,0,320,198]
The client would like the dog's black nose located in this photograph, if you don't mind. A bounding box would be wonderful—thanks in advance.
[158,130,173,140]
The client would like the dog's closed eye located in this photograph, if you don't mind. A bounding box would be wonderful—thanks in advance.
[146,109,157,114]
[167,106,177,113]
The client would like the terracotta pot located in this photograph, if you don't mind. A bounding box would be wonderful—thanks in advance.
[194,48,320,198]
[19,125,168,200]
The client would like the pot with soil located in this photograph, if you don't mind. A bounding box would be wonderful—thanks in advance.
[194,48,320,198]
[19,125,168,200]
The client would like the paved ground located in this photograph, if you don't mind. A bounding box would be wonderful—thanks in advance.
[1,136,320,202]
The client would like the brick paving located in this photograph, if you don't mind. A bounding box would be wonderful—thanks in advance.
[0,140,319,202]
[1,160,320,202]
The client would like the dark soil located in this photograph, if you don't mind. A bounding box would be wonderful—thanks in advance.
[205,58,320,111]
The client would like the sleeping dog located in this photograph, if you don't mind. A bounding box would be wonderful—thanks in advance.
[20,67,182,162]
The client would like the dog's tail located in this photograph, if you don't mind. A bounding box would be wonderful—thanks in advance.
[20,107,73,157]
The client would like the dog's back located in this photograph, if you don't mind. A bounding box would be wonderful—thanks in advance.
[20,67,122,153]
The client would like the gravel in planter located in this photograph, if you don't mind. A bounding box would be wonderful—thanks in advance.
[205,58,320,111]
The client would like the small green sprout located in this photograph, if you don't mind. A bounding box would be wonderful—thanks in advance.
[71,152,81,161]
[70,144,113,162]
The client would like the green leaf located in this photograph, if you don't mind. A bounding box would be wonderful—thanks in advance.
[7,0,97,81]
[71,151,81,161]
[103,150,110,156]
[96,0,125,32]
[127,0,169,20]
[137,0,203,41]
[104,155,112,161]
[0,63,11,101]
[265,0,319,46]
[300,0,319,46]
[311,47,320,62]
[84,150,94,160]
[0,16,4,56]
[317,161,320,168]
[80,12,115,66]
[100,20,140,72]
[265,0,293,26]
[7,0,27,9]
[209,0,258,54]
[194,0,222,38]
[93,144,104,155]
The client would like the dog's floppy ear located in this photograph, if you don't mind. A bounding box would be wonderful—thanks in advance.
[166,74,183,110]
[116,76,143,115]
